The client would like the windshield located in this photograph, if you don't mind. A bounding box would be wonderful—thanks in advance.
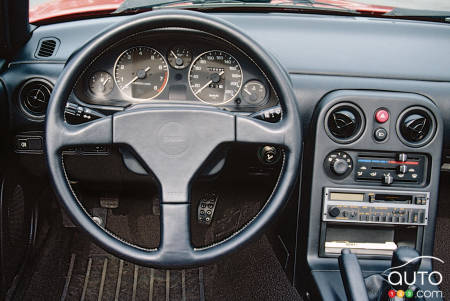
[29,0,450,23]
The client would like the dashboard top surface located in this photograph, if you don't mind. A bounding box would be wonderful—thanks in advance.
[12,12,450,82]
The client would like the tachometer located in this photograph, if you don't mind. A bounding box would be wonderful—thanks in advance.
[188,50,242,105]
[114,46,168,100]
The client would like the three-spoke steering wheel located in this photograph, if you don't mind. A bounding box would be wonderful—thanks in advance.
[46,10,302,268]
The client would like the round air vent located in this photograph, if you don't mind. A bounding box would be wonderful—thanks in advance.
[397,106,436,147]
[325,103,365,143]
[19,79,53,118]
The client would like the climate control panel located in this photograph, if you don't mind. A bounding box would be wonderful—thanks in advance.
[355,153,426,185]
[323,151,428,186]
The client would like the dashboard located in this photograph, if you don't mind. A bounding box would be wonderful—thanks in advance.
[72,30,279,112]
[1,11,450,300]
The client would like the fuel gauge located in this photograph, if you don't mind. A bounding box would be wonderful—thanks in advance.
[89,71,113,96]
[242,80,267,105]
[168,46,192,69]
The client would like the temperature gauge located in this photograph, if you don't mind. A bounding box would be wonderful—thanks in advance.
[167,46,192,69]
[88,71,113,96]
[242,80,267,105]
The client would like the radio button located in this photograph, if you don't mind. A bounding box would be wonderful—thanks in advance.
[418,212,425,223]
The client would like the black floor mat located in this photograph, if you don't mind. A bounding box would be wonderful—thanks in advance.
[61,252,213,301]
[53,233,299,301]
[21,183,300,301]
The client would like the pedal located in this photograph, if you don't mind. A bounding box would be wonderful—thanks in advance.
[197,193,218,225]
[99,194,119,209]
[152,195,160,216]
[91,207,108,228]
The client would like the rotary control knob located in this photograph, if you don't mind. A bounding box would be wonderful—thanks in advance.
[328,207,341,217]
[324,151,353,178]
[331,158,350,175]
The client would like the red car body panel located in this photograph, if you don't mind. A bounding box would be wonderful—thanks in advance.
[29,0,393,23]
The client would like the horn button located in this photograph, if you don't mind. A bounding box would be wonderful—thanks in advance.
[113,106,235,202]
[157,122,191,156]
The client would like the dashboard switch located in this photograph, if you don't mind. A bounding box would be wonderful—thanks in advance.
[331,158,350,175]
[398,164,407,174]
[17,138,29,150]
[375,109,389,123]
[374,128,387,142]
[383,174,394,185]
[325,151,353,178]
[398,153,408,162]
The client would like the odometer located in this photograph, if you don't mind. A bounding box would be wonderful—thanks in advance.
[188,50,243,105]
[114,46,168,100]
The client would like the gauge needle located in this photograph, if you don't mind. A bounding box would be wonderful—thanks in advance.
[244,88,252,95]
[170,50,179,59]
[102,78,110,86]
[121,66,150,90]
[194,70,224,95]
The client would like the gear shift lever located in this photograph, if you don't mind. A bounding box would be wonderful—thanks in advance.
[339,249,370,301]
[389,247,421,291]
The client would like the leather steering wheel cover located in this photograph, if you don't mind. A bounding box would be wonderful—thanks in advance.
[46,10,302,267]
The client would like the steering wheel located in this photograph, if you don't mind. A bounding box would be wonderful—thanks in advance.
[46,10,302,268]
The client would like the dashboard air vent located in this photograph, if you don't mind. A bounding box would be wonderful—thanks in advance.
[35,38,59,58]
[398,107,435,147]
[325,103,365,144]
[19,79,53,117]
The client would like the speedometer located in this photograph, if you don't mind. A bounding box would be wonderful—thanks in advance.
[188,50,243,105]
[114,46,168,100]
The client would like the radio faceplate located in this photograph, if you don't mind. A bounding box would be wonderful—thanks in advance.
[322,187,429,226]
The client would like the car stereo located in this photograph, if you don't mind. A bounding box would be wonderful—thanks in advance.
[322,187,429,226]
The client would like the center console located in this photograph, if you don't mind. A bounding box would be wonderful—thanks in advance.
[299,90,443,300]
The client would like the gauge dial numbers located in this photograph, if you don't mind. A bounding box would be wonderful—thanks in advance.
[188,50,243,105]
[167,46,192,69]
[88,71,114,97]
[241,80,267,105]
[114,46,169,100]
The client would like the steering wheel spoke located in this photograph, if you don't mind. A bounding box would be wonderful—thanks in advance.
[157,203,194,261]
[52,116,113,151]
[235,115,289,147]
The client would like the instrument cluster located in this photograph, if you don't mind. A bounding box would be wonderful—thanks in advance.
[74,30,279,112]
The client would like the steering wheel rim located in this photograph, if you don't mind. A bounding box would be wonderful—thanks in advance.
[46,10,302,268]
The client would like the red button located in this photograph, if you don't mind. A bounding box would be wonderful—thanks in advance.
[375,109,389,123]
